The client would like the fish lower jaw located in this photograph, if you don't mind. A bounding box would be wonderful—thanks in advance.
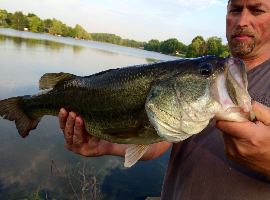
[155,124,192,143]
[147,113,191,143]
[215,102,254,122]
[147,111,212,143]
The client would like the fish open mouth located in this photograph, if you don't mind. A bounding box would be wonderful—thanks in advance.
[213,57,255,122]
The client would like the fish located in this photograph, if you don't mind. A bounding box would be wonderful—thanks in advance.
[0,55,255,167]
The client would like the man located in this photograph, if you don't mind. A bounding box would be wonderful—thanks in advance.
[59,0,270,198]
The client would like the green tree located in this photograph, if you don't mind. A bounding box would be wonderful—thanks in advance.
[218,43,230,56]
[130,40,140,48]
[178,42,187,52]
[68,27,76,37]
[50,19,63,35]
[91,33,123,44]
[112,38,117,44]
[74,24,91,40]
[25,13,37,28]
[11,11,25,30]
[206,37,218,55]
[0,9,7,24]
[190,36,205,57]
[4,12,12,27]
[25,17,30,28]
[74,24,81,38]
[118,38,123,46]
[192,35,205,43]
[82,29,91,40]
[29,16,44,33]
[145,39,160,51]
[107,35,113,43]
[61,24,70,37]
[160,38,180,54]
[186,43,197,58]
[223,43,230,52]
[27,13,36,18]
[211,36,223,55]
[219,51,230,57]
[123,39,131,47]
[44,19,53,28]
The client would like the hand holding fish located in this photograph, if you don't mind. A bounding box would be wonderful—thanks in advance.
[58,108,172,161]
[59,108,124,157]
[216,101,270,178]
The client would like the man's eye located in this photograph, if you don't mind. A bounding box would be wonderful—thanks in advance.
[230,9,242,13]
[253,9,264,14]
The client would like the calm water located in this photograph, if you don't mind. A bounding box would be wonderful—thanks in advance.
[0,28,178,200]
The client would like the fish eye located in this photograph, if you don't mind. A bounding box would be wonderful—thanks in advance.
[200,63,213,76]
[151,92,157,98]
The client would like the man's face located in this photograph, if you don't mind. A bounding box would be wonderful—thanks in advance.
[226,0,270,58]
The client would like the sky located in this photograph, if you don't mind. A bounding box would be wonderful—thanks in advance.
[0,0,229,45]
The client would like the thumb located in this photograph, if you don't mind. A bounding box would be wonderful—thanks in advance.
[252,101,270,126]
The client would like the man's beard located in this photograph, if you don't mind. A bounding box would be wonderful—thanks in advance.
[228,28,255,56]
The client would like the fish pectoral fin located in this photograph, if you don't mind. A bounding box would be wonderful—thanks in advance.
[39,72,77,90]
[124,144,150,168]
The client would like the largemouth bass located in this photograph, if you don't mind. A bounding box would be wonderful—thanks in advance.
[0,56,254,167]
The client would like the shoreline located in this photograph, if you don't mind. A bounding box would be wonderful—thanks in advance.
[0,26,183,57]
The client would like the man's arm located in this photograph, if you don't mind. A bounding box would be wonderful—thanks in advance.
[216,101,270,178]
[58,108,172,161]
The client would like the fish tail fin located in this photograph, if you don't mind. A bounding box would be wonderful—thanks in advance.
[0,96,42,138]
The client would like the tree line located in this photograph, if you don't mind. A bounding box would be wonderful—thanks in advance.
[185,36,230,58]
[0,9,230,57]
[0,10,91,40]
[143,36,230,57]
[0,9,146,48]
[91,33,146,48]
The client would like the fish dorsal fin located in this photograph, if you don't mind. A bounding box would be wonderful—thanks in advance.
[124,144,150,167]
[39,72,77,90]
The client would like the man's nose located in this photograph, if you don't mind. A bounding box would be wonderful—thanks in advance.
[237,10,250,27]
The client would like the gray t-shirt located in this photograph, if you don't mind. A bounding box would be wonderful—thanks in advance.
[161,58,270,200]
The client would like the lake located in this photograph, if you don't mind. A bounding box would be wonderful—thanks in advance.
[0,28,178,200]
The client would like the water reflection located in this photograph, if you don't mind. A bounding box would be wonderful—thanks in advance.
[73,45,85,54]
[0,28,174,199]
[0,34,6,44]
[0,33,86,53]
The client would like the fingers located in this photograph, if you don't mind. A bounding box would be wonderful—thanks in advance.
[216,120,254,139]
[73,116,85,148]
[59,108,75,146]
[58,109,84,149]
[216,101,270,139]
[58,108,112,157]
[251,101,270,126]
[65,112,77,147]
[58,109,99,155]
[59,108,68,131]
[72,116,100,149]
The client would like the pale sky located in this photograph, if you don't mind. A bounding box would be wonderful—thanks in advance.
[0,0,229,45]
